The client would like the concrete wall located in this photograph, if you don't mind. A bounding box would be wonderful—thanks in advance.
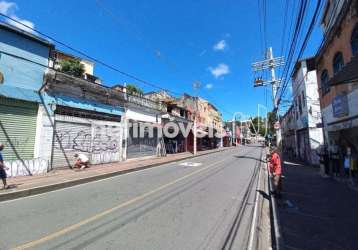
[0,28,50,90]
[126,107,161,124]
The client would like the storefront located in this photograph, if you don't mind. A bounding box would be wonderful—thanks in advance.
[127,121,160,159]
[161,115,190,154]
[52,105,123,168]
[125,107,163,159]
[0,96,38,161]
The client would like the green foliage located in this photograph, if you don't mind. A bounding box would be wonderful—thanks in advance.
[250,116,267,136]
[59,59,85,78]
[126,84,144,95]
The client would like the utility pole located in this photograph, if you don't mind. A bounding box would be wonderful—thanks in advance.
[252,47,284,146]
[193,81,201,155]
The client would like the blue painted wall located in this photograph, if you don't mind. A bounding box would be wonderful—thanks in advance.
[0,27,50,91]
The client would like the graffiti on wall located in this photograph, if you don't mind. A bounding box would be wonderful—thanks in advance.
[55,125,120,153]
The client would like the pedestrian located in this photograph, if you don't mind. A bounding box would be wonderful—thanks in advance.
[268,147,282,198]
[73,153,89,170]
[344,145,352,178]
[0,143,9,189]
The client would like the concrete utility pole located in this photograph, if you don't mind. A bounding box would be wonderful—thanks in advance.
[193,81,201,155]
[252,47,284,146]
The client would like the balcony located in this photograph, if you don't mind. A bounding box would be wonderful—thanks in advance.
[44,69,126,107]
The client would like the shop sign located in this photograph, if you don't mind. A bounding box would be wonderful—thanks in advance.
[332,94,349,118]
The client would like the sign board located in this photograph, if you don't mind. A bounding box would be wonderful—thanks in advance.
[332,94,349,118]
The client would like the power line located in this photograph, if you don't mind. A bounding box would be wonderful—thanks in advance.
[257,0,265,55]
[95,0,178,72]
[277,0,323,107]
[0,49,169,106]
[263,0,268,50]
[0,13,181,96]
[276,0,308,109]
[279,0,289,59]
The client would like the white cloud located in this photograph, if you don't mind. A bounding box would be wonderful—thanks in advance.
[0,1,15,14]
[205,83,213,89]
[208,63,230,78]
[213,39,227,51]
[0,1,35,33]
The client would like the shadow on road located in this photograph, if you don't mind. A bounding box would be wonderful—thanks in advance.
[234,155,265,163]
[256,189,269,200]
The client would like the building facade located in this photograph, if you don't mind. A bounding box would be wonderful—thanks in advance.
[291,58,324,165]
[43,70,125,168]
[316,0,358,153]
[145,91,194,154]
[0,23,53,176]
[113,86,166,160]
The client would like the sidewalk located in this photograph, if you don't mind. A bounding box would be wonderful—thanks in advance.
[0,147,233,202]
[277,160,358,250]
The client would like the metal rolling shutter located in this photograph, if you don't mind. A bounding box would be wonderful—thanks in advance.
[0,97,37,161]
[127,122,158,159]
[52,120,91,168]
[91,124,121,164]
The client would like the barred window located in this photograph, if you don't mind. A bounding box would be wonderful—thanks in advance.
[333,52,344,75]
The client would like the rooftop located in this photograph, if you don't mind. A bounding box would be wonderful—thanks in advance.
[0,22,54,48]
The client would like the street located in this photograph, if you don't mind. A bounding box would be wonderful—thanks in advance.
[0,145,263,250]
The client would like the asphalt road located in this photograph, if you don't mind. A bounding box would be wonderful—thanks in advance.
[0,145,263,250]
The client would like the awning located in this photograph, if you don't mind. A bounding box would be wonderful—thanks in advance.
[0,85,41,103]
[51,94,124,116]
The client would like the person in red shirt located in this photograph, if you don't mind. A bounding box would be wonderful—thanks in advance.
[268,147,282,198]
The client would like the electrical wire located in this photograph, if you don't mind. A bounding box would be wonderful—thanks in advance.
[0,13,181,96]
[277,0,323,107]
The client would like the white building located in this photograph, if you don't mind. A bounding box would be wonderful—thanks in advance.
[282,58,324,165]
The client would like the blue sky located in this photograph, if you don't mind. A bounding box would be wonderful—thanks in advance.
[0,0,323,120]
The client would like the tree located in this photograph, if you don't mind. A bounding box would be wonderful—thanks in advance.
[250,116,267,136]
[59,59,85,78]
[126,84,144,95]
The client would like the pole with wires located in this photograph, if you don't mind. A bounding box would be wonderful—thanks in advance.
[252,47,284,146]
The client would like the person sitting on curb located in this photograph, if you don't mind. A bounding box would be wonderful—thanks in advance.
[268,147,282,199]
[73,153,89,170]
[0,144,9,189]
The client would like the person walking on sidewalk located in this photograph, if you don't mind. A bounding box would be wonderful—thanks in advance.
[0,144,9,189]
[268,147,282,198]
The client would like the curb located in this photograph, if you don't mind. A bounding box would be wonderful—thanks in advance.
[0,147,234,202]
[266,148,284,250]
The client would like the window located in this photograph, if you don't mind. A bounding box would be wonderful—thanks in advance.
[352,23,358,56]
[298,95,302,115]
[321,70,330,95]
[333,52,344,75]
[302,91,305,107]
